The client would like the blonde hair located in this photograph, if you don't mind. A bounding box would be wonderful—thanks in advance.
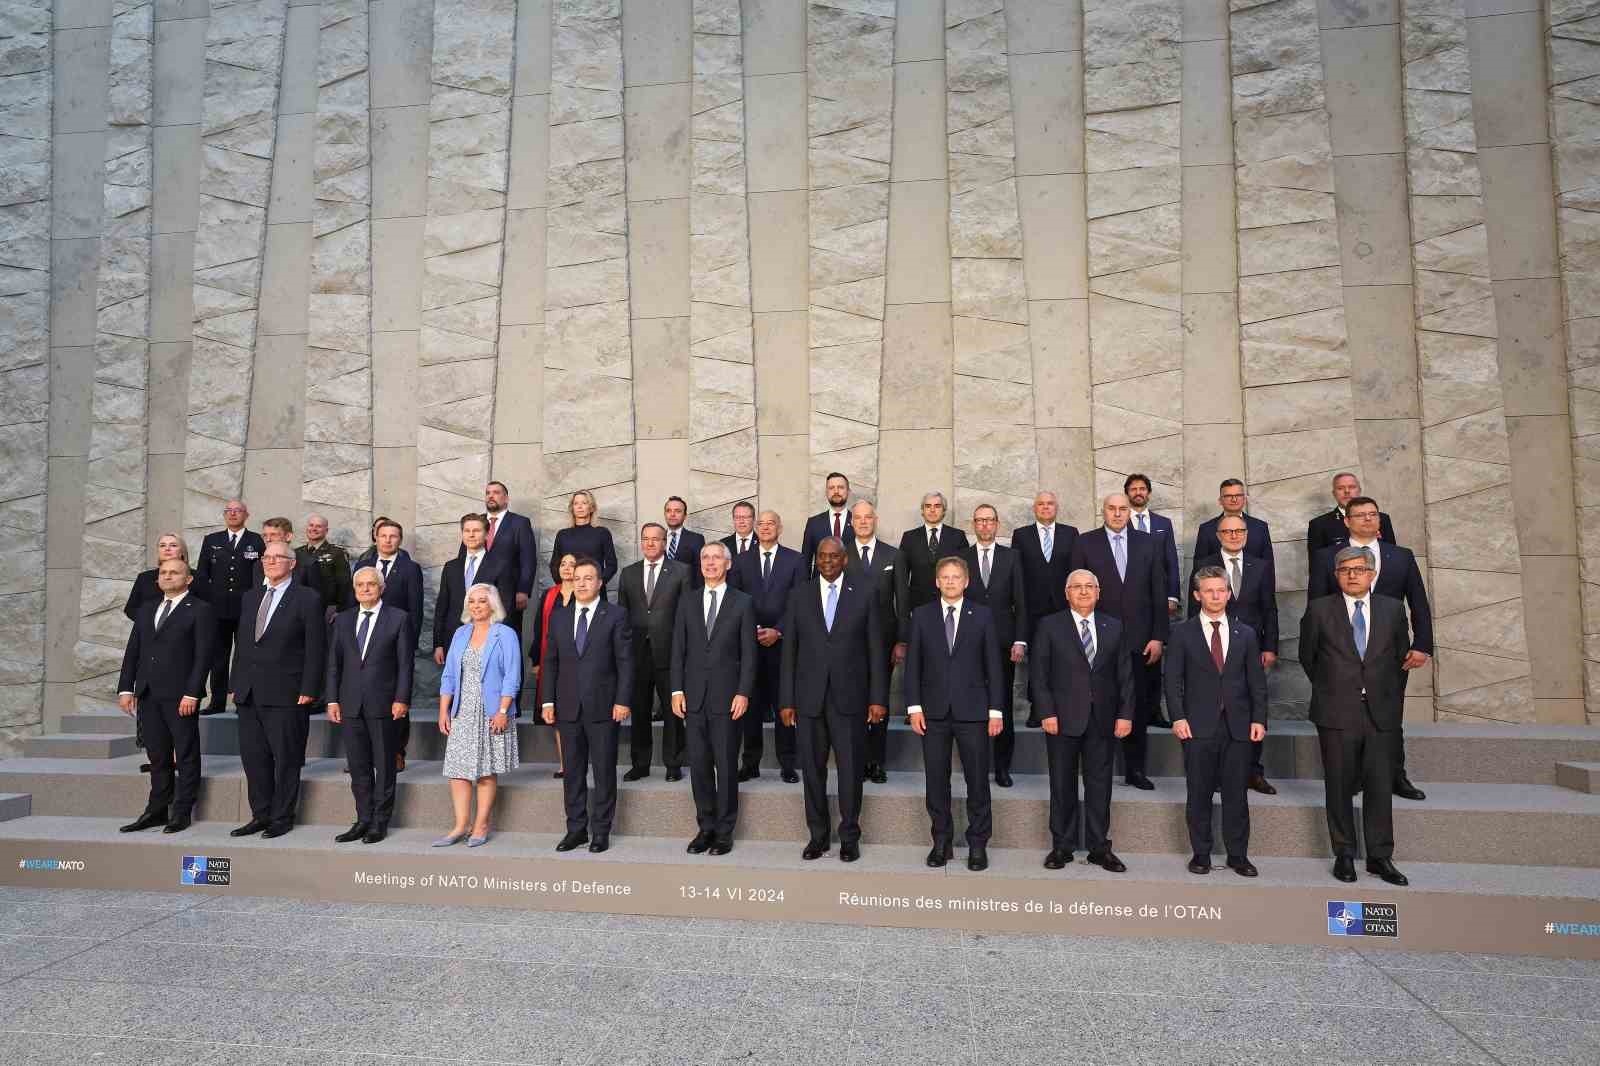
[568,489,597,522]
[155,532,189,562]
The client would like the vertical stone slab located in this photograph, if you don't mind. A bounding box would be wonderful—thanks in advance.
[807,0,893,501]
[0,0,52,749]
[1085,0,1183,521]
[303,0,373,550]
[181,0,289,546]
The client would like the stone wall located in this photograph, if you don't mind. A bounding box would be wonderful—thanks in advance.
[6,0,1600,749]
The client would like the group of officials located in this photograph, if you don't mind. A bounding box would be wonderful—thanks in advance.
[113,468,1430,884]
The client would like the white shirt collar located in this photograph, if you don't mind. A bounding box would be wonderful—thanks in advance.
[264,575,291,591]
[161,589,189,606]
[940,597,963,612]
[358,600,382,617]
[819,573,841,593]
[1343,593,1370,613]
[1200,608,1227,625]
[1071,609,1095,628]
[855,538,875,551]
[926,523,943,534]
[1222,548,1243,562]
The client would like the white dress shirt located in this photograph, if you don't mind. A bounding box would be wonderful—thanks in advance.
[355,600,383,657]
[1199,608,1230,661]
[671,584,729,697]
[818,573,841,603]
[571,595,600,638]
[260,576,292,630]
[462,549,485,585]
[1070,609,1097,662]
[908,598,1002,719]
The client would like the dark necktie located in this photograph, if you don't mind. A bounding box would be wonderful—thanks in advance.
[357,610,373,659]
[705,590,718,632]
[156,599,173,630]
[928,527,938,554]
[1080,617,1094,663]
[645,562,657,603]
[1210,619,1224,672]
[762,551,772,582]
[981,547,991,586]
[1229,556,1241,597]
[229,533,237,551]
[861,545,870,569]
[576,606,590,654]
[380,558,391,579]
[944,604,956,652]
[832,513,840,539]
[668,532,678,560]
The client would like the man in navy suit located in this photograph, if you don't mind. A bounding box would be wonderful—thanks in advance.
[326,566,414,844]
[1031,568,1134,872]
[1306,471,1397,563]
[719,499,758,559]
[671,543,757,855]
[462,481,539,636]
[1069,494,1170,789]
[229,543,327,838]
[433,513,516,664]
[894,491,970,656]
[1167,567,1268,877]
[1307,496,1432,802]
[778,538,887,862]
[196,499,266,713]
[1010,490,1079,725]
[662,496,706,586]
[1123,474,1179,729]
[1189,514,1280,794]
[540,557,633,853]
[354,519,425,769]
[728,510,805,781]
[905,556,1006,871]
[844,500,900,784]
[959,504,1027,786]
[116,558,215,834]
[1192,479,1273,565]
[800,471,853,572]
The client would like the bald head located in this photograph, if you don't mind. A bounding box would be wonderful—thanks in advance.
[1102,493,1131,532]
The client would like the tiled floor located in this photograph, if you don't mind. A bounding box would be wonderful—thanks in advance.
[0,887,1596,1065]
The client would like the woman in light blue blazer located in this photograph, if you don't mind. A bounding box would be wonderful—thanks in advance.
[435,583,521,847]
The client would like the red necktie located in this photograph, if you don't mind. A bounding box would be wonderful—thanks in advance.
[1210,620,1225,672]
[487,515,497,549]
[832,513,840,539]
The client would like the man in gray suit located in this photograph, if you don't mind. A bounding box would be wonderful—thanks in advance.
[618,523,692,781]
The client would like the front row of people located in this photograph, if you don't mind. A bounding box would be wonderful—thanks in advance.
[115,539,1411,886]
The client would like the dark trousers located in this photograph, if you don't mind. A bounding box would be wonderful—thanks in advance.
[236,701,305,829]
[208,616,239,710]
[1317,706,1395,860]
[629,656,684,770]
[922,717,992,848]
[796,695,867,846]
[557,718,620,835]
[345,713,400,828]
[1045,725,1114,853]
[1182,730,1252,860]
[863,652,895,768]
[1120,650,1161,776]
[741,652,796,771]
[991,659,1017,774]
[138,698,201,818]
[685,709,740,840]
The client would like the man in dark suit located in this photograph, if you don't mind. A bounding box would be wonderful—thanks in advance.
[671,543,757,855]
[662,496,705,585]
[228,543,327,838]
[540,557,633,853]
[195,498,265,713]
[618,523,692,780]
[719,499,758,559]
[1306,471,1397,561]
[116,558,214,834]
[844,500,900,784]
[1010,490,1079,725]
[904,556,1005,871]
[960,504,1027,786]
[1031,568,1134,872]
[249,517,323,598]
[800,471,853,571]
[727,510,805,781]
[779,537,887,862]
[462,481,539,636]
[1167,567,1268,877]
[1307,496,1432,801]
[325,566,414,844]
[433,513,516,665]
[1300,545,1412,886]
[894,491,969,653]
[354,519,425,769]
[1189,514,1280,794]
[1192,479,1273,565]
[1124,474,1180,618]
[1069,493,1170,789]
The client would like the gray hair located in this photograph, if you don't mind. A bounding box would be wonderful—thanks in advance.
[700,541,731,564]
[1193,565,1228,585]
[1334,545,1374,570]
[1066,568,1099,589]
[351,565,385,590]
[461,582,508,624]
[922,491,948,509]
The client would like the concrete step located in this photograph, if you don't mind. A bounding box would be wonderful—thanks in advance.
[194,714,1600,787]
[2,755,1597,867]
[0,793,30,821]
[21,733,141,759]
[1556,762,1600,794]
[60,711,136,736]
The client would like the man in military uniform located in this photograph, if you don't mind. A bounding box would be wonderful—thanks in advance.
[195,500,265,715]
[298,513,355,623]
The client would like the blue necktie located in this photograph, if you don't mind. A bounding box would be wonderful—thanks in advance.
[1112,533,1127,580]
[576,606,590,655]
[1352,600,1367,659]
[824,582,837,632]
[1080,617,1094,664]
[356,610,372,659]
[1042,525,1053,562]
[945,605,956,652]
[465,554,477,587]
[668,531,678,560]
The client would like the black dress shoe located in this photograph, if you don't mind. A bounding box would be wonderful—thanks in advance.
[1227,857,1258,878]
[1025,711,1041,728]
[1333,856,1357,883]
[1187,856,1211,875]
[802,839,829,861]
[362,828,387,844]
[1124,772,1155,790]
[1086,849,1126,873]
[664,768,683,782]
[967,848,989,872]
[230,819,268,837]
[1043,848,1071,870]
[926,845,949,868]
[865,763,887,784]
[119,812,166,833]
[1393,778,1426,801]
[780,768,799,784]
[335,822,369,843]
[687,831,714,854]
[588,836,610,853]
[162,817,191,834]
[738,766,759,782]
[1366,858,1409,886]
[839,842,860,863]
[556,830,589,852]
[139,763,152,774]
[708,840,733,856]
[1148,714,1172,728]
[199,705,225,716]
[994,769,1014,788]
[1247,774,1277,795]
[623,766,650,782]
[261,824,292,839]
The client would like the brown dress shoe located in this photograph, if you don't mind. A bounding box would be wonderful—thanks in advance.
[1248,774,1276,795]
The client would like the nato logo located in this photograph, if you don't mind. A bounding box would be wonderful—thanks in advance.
[1327,901,1398,937]
[181,855,232,887]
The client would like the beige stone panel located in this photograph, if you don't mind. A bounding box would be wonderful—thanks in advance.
[1505,414,1579,556]
[743,0,805,77]
[247,334,308,450]
[372,331,421,448]
[51,239,99,348]
[258,223,313,337]
[1017,173,1087,301]
[622,0,690,87]
[241,447,307,524]
[1244,378,1353,436]
[878,429,954,543]
[515,0,553,95]
[148,342,193,455]
[744,73,807,193]
[153,124,202,236]
[886,179,952,306]
[371,218,425,331]
[1007,0,1081,54]
[1181,164,1236,294]
[890,61,946,183]
[881,302,954,431]
[44,458,85,573]
[1522,554,1583,701]
[756,433,809,548]
[635,438,690,539]
[747,189,808,312]
[373,445,418,530]
[1356,416,1425,552]
[1182,291,1242,423]
[150,232,195,343]
[153,16,205,126]
[370,0,434,107]
[509,94,550,211]
[54,25,110,135]
[146,452,184,551]
[267,112,316,226]
[1182,422,1243,539]
[627,198,691,320]
[753,309,808,435]
[1332,154,1411,287]
[501,209,547,327]
[631,317,691,439]
[1031,298,1091,428]
[1010,49,1085,178]
[1465,11,1546,151]
[893,0,942,63]
[1315,0,1398,27]
[278,5,320,115]
[1345,284,1418,420]
[52,131,107,241]
[47,351,92,461]
[1320,25,1404,156]
[1180,41,1231,166]
[371,106,430,220]
[494,324,543,445]
[625,82,692,202]
[1036,426,1096,530]
[1478,144,1559,281]
[1493,278,1567,418]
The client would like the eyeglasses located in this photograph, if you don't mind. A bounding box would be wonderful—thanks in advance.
[1219,493,1246,501]
[1066,583,1098,592]
[1334,566,1371,576]
[1218,528,1247,536]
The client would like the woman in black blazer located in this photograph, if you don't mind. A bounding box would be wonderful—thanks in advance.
[124,532,211,620]
[549,489,618,596]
